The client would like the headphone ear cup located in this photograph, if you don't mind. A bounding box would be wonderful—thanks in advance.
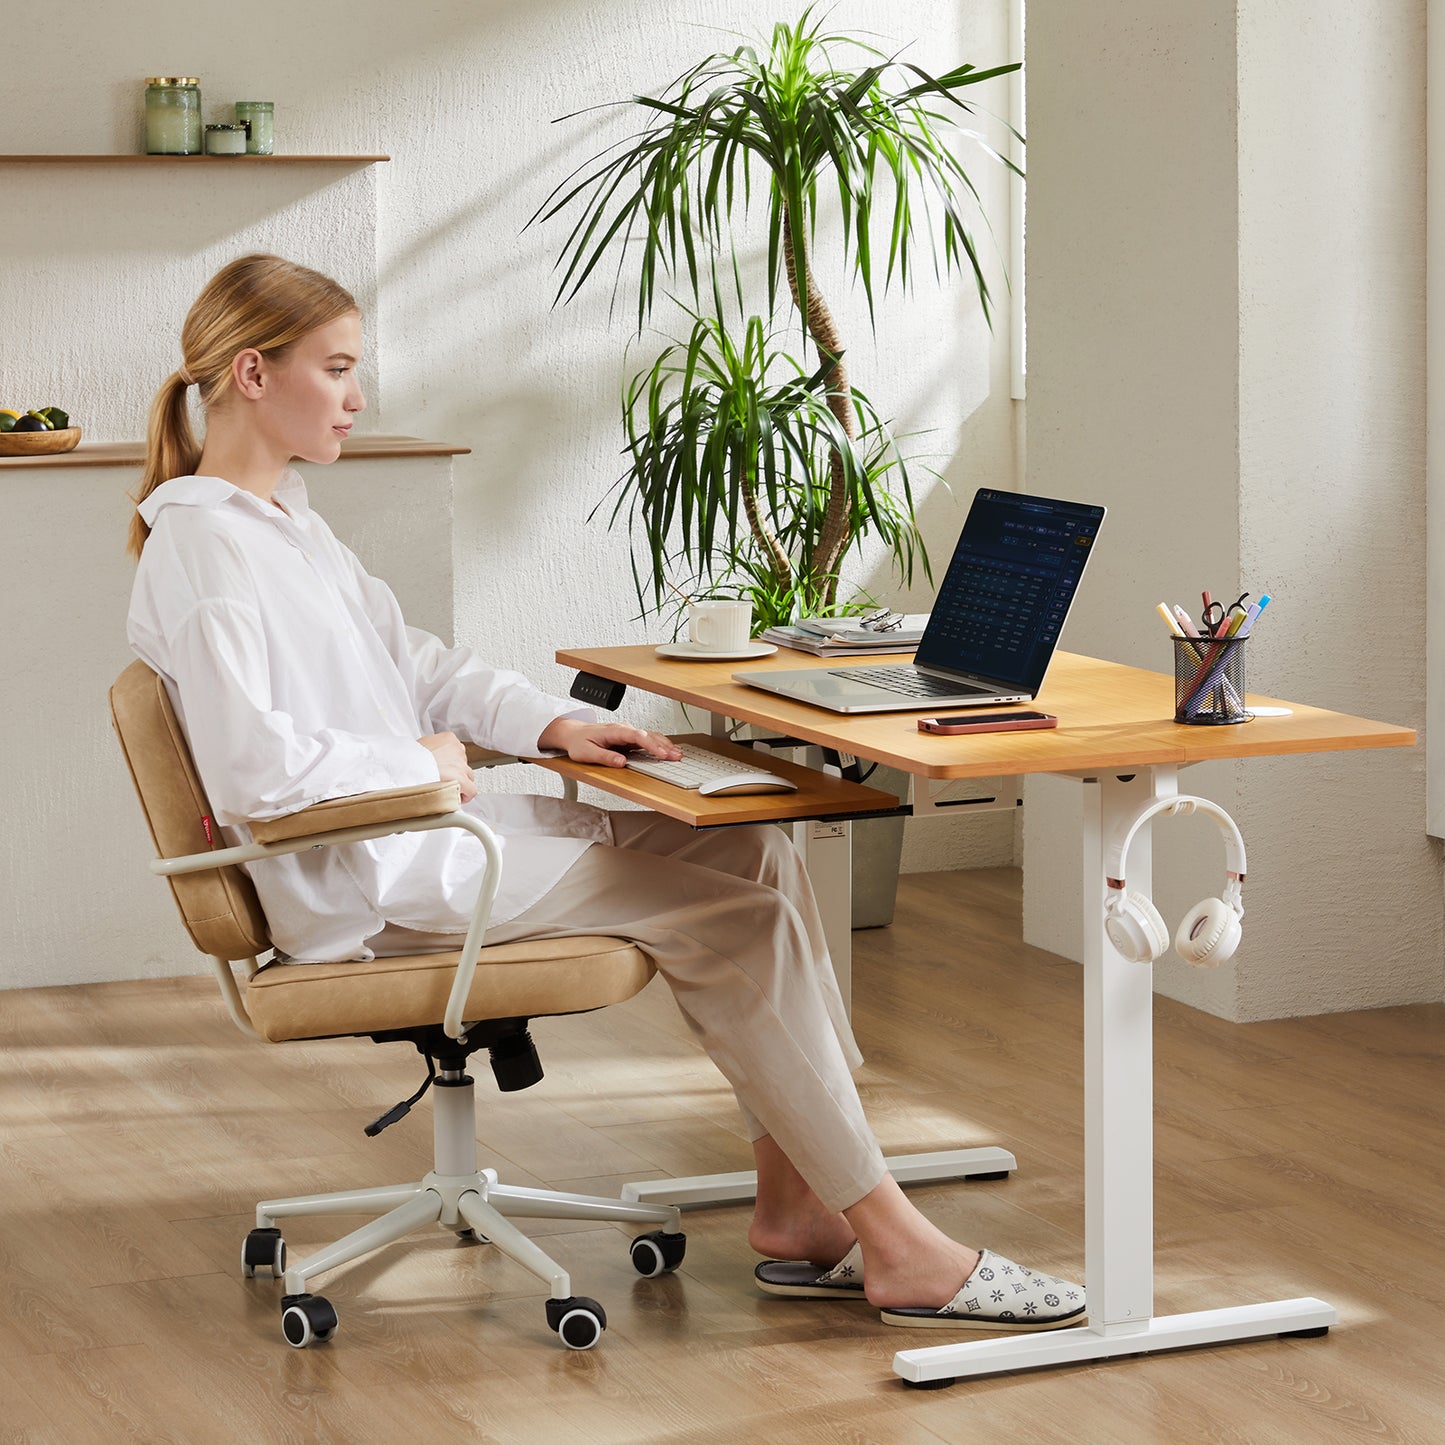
[1105,890,1170,963]
[1175,897,1242,967]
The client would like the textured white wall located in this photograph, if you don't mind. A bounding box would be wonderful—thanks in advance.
[1023,0,1443,1018]
[1022,0,1244,1017]
[1,1,1022,988]
[1236,0,1441,1018]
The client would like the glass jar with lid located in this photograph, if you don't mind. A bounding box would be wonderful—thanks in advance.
[204,123,248,156]
[234,101,274,155]
[145,78,202,155]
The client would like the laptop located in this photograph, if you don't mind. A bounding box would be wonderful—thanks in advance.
[733,489,1105,714]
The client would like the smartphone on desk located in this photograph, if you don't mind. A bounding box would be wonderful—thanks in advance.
[918,711,1058,735]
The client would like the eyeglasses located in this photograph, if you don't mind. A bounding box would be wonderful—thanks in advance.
[858,608,905,633]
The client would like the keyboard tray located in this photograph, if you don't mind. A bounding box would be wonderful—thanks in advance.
[525,733,905,829]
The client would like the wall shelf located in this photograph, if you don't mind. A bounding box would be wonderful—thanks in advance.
[0,154,389,164]
[0,436,468,470]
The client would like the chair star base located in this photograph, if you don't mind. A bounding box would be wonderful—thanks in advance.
[247,1067,682,1349]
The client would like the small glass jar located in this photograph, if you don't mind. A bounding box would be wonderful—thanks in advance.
[144,77,202,155]
[234,101,274,155]
[205,123,248,156]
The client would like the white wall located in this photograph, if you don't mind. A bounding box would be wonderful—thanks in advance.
[1,2,1022,987]
[1023,0,1444,1019]
[1236,0,1439,1017]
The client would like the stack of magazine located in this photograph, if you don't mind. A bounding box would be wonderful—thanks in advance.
[761,614,930,657]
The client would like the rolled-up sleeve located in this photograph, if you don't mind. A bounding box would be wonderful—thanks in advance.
[345,557,593,756]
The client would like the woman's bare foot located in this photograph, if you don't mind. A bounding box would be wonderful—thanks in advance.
[748,1136,856,1266]
[843,1175,982,1309]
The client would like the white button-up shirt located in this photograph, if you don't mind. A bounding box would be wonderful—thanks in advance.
[127,469,611,963]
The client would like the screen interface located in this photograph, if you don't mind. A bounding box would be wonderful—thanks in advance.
[914,490,1105,690]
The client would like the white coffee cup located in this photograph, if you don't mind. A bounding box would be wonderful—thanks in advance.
[688,599,753,652]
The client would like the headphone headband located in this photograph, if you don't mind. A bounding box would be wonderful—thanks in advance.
[1105,795,1246,891]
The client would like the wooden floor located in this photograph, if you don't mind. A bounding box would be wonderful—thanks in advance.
[2,868,1442,1444]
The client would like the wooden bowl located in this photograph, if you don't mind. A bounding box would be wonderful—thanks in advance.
[0,426,82,457]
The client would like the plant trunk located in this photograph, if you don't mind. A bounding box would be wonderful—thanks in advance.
[738,466,794,597]
[782,208,854,609]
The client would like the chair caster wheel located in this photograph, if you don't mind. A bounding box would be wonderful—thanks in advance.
[242,1227,286,1279]
[281,1293,338,1348]
[629,1229,687,1277]
[1281,1325,1330,1339]
[966,1170,1011,1182]
[455,1228,487,1242]
[902,1376,957,1390]
[546,1295,606,1350]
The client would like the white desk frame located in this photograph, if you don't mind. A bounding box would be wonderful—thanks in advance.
[892,763,1334,1386]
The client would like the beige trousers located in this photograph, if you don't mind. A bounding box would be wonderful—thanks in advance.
[373,813,887,1212]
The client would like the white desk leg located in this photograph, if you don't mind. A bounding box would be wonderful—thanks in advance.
[892,766,1337,1386]
[625,765,1016,1209]
[794,814,853,1010]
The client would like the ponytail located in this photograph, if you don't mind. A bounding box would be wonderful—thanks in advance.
[128,371,200,561]
[127,254,358,561]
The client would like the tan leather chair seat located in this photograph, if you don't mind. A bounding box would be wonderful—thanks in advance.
[246,935,654,1042]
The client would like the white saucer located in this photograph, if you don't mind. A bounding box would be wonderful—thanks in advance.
[654,640,778,661]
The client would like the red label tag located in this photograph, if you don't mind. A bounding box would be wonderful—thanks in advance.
[201,815,215,847]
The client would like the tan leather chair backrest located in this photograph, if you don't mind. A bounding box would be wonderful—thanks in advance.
[110,659,272,960]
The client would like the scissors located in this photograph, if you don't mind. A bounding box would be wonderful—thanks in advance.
[1201,592,1250,636]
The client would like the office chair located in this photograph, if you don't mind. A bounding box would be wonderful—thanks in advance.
[109,660,685,1351]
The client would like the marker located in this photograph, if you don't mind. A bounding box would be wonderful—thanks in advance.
[1233,593,1272,639]
[1172,605,1201,638]
[1156,602,1184,636]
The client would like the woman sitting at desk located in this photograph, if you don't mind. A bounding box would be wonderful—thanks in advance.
[124,254,1083,1332]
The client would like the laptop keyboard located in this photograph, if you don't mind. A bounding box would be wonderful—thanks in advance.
[831,666,993,698]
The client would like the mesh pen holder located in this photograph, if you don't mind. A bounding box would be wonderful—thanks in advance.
[1174,635,1251,725]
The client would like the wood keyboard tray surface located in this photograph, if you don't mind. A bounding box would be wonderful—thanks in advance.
[527,734,903,828]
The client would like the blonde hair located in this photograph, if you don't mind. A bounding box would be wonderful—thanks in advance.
[128,254,358,559]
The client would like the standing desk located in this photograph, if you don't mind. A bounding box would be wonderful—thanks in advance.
[548,644,1414,1386]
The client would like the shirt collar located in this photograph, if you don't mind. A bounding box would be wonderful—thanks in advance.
[137,467,312,526]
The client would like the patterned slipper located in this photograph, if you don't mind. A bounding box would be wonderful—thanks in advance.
[879,1248,1086,1330]
[754,1242,866,1299]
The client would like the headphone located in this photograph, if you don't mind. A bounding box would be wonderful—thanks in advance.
[1104,796,1246,967]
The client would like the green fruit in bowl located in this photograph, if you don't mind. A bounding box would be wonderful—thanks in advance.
[26,409,55,430]
[0,412,17,434]
[13,415,47,433]
[41,407,71,429]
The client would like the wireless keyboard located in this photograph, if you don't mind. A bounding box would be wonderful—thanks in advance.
[622,741,779,791]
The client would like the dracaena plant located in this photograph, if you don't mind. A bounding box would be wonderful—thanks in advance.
[533,6,1021,623]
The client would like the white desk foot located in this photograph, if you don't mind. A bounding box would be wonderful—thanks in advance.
[892,1297,1338,1386]
[621,1146,1019,1209]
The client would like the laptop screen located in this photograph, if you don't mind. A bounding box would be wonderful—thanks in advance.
[914,489,1105,692]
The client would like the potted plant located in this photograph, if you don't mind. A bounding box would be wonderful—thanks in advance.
[535,6,1021,628]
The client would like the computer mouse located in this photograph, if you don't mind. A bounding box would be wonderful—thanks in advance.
[697,773,800,797]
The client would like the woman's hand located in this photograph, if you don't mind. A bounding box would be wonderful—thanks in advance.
[536,718,684,768]
[418,730,478,802]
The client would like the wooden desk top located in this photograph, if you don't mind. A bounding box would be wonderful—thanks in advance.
[556,646,1416,781]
